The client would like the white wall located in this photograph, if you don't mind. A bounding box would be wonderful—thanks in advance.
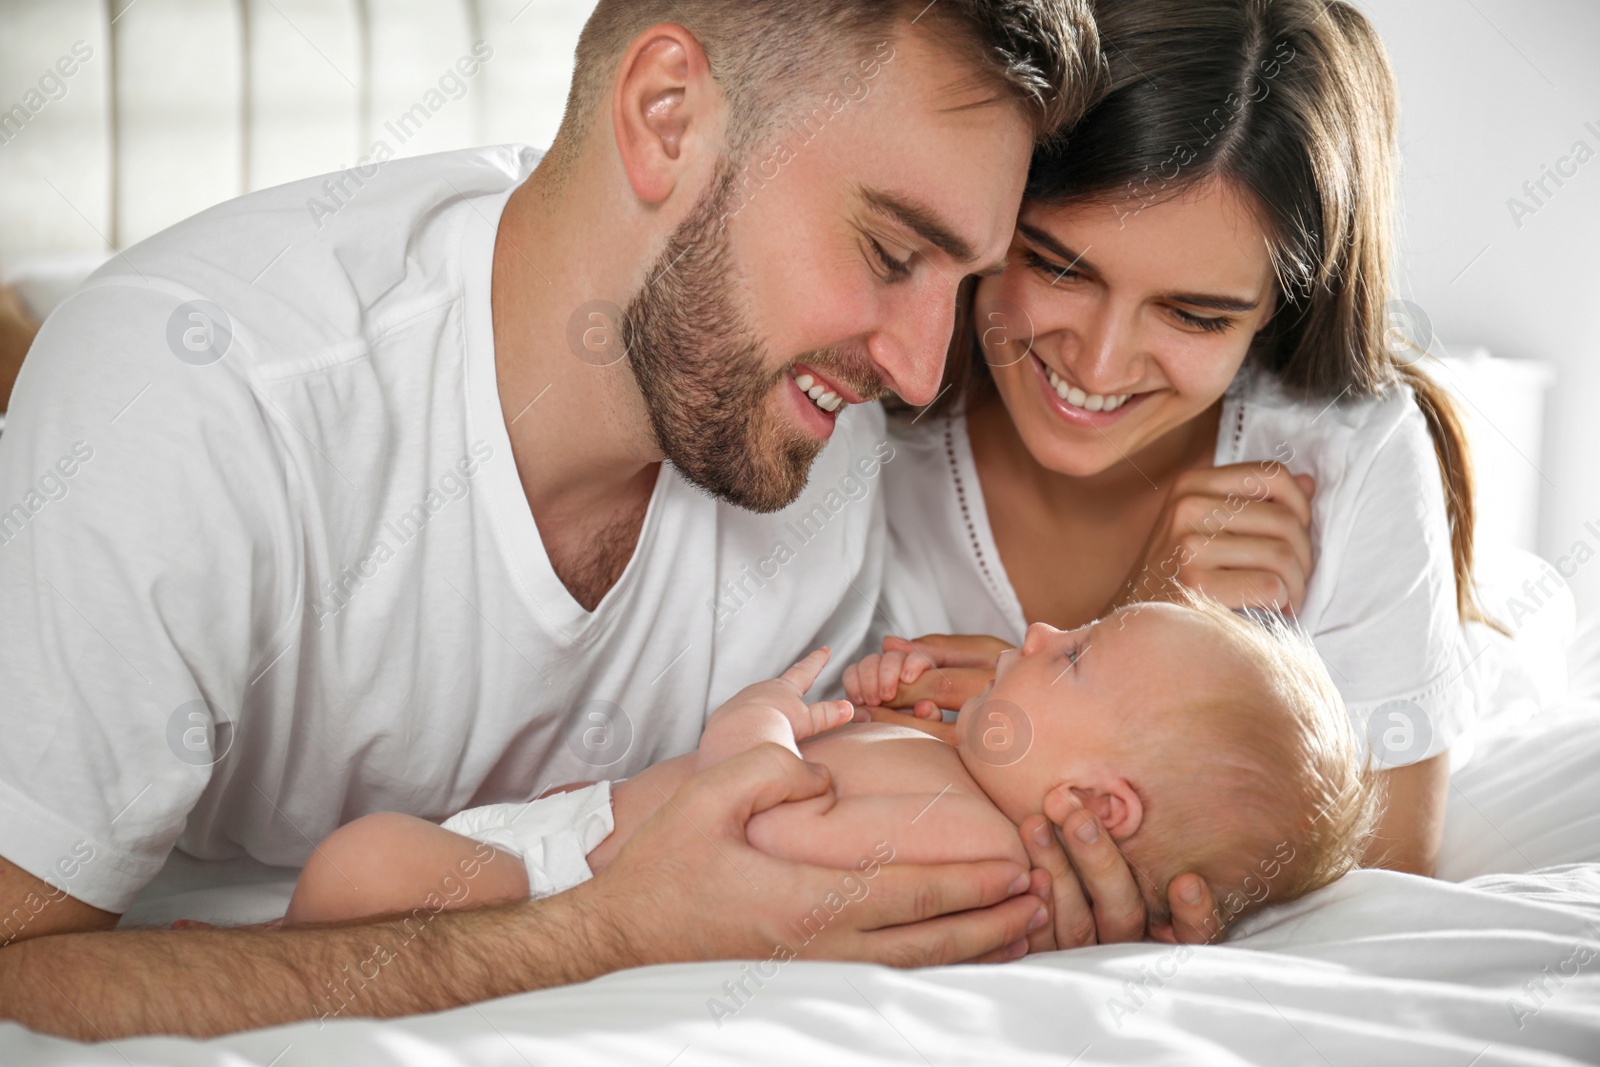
[1358,0,1600,614]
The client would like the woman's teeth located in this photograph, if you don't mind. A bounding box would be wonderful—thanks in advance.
[1044,365,1132,413]
[793,372,847,414]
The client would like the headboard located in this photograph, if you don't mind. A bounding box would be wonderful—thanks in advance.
[0,0,598,316]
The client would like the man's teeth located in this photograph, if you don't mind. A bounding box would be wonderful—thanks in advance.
[793,373,847,414]
[1044,365,1131,413]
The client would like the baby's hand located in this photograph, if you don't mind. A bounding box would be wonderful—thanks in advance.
[844,634,1011,719]
[842,639,935,711]
[698,649,857,769]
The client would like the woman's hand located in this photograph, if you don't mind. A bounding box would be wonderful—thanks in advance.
[1118,462,1316,614]
[843,634,1012,717]
[1018,786,1224,952]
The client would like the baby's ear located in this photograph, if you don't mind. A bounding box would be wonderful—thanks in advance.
[1047,778,1144,841]
[1098,778,1144,841]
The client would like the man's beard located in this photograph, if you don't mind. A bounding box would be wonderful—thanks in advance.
[622,164,878,513]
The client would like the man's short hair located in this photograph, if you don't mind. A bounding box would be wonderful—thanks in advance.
[548,0,1104,171]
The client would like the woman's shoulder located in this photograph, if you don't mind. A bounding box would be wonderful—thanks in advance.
[1222,363,1432,495]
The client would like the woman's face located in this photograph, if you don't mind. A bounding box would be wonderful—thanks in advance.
[973,178,1280,478]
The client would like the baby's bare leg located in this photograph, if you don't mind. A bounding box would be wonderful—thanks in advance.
[284,812,529,925]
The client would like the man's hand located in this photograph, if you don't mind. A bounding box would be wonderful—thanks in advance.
[1017,786,1224,953]
[583,743,1046,968]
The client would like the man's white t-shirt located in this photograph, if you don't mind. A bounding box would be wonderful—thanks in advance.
[0,146,893,913]
[877,366,1480,767]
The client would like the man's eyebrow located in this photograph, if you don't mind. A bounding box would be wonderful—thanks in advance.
[858,186,989,270]
[1018,222,1260,311]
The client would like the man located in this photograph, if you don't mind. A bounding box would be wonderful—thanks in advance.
[0,284,35,411]
[0,0,1113,1040]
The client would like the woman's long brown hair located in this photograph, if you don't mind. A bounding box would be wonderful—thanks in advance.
[940,0,1492,627]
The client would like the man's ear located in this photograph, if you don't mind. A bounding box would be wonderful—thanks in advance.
[610,23,720,205]
[1048,777,1145,842]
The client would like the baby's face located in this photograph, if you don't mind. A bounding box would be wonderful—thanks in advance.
[955,604,1227,832]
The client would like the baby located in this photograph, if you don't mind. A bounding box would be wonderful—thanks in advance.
[285,598,1380,935]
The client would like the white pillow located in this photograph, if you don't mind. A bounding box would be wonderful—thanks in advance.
[1439,702,1600,881]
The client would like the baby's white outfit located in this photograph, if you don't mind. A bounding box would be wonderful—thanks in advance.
[441,782,615,899]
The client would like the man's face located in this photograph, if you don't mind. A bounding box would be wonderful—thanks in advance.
[624,25,1033,513]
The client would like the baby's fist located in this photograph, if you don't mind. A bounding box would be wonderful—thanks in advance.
[842,639,935,708]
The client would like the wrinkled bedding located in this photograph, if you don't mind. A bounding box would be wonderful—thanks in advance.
[7,610,1600,1066]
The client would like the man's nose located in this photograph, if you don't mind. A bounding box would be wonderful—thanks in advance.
[867,281,960,408]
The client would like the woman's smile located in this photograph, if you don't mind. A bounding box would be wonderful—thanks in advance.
[1028,351,1154,429]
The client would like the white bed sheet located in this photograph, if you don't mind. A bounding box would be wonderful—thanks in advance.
[6,617,1600,1066]
[6,864,1600,1066]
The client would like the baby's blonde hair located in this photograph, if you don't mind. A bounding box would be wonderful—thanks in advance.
[1108,592,1383,935]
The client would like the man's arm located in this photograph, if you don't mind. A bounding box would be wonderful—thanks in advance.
[1,745,1041,1040]
[2,883,605,1040]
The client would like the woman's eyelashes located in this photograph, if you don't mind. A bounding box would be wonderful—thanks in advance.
[1170,307,1236,334]
[1025,250,1079,284]
[1022,249,1238,335]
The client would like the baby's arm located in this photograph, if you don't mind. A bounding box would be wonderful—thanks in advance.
[284,813,529,926]
[290,654,854,925]
[695,648,855,770]
[748,791,1027,870]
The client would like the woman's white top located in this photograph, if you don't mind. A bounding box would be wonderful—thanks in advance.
[877,366,1479,767]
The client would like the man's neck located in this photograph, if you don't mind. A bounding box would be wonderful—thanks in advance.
[490,160,663,524]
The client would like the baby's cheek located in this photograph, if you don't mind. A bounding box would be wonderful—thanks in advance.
[989,774,1043,832]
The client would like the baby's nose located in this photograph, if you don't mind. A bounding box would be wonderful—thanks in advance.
[1022,622,1064,655]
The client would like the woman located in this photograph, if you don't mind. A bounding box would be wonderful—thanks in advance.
[849,0,1490,946]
